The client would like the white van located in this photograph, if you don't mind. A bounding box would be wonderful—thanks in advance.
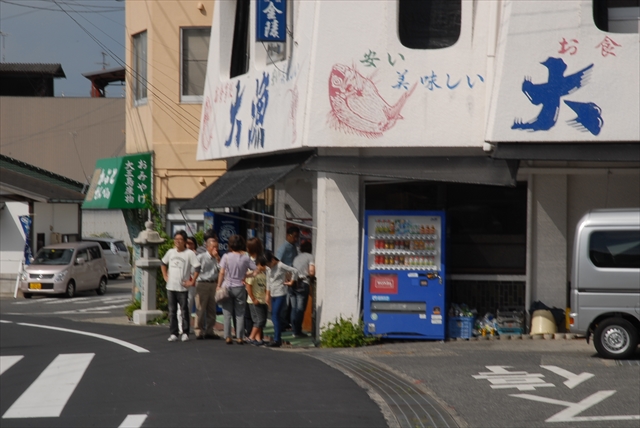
[569,209,640,359]
[82,238,132,279]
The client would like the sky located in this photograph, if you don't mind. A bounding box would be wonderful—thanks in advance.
[0,0,125,98]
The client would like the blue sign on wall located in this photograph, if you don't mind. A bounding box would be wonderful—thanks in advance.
[214,214,239,256]
[256,0,286,42]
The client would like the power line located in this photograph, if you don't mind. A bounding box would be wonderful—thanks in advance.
[52,0,203,137]
[0,0,123,13]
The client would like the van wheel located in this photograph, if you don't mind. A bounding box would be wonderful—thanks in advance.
[65,281,76,298]
[594,318,638,359]
[23,293,32,299]
[96,277,107,295]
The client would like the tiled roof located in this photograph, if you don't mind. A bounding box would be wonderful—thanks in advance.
[0,154,84,193]
[0,63,66,78]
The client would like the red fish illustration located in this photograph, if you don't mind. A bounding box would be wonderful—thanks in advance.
[328,64,416,138]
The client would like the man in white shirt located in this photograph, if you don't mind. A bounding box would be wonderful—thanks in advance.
[161,230,201,342]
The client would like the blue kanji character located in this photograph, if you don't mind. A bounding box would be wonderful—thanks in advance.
[512,57,601,134]
[420,71,441,91]
[224,81,244,147]
[392,69,409,90]
[248,72,270,149]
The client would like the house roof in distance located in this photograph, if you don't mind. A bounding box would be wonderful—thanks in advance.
[0,63,66,78]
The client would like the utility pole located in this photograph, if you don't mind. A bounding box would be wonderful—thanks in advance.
[0,31,9,63]
[96,51,109,70]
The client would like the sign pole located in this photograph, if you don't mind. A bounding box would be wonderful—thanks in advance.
[13,258,24,299]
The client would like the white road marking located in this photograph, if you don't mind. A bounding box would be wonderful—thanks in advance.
[2,353,94,419]
[541,365,595,389]
[54,304,127,314]
[46,297,91,305]
[15,322,149,353]
[0,320,13,323]
[119,414,148,428]
[472,365,555,391]
[511,390,640,422]
[0,356,24,375]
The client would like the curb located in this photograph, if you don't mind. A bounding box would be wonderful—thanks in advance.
[450,333,579,341]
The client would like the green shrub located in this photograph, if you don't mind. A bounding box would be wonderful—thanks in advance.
[320,316,377,348]
[124,299,141,320]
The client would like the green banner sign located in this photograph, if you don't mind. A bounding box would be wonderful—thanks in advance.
[83,152,152,209]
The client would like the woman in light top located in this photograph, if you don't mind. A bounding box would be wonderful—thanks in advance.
[263,250,299,348]
[216,235,255,345]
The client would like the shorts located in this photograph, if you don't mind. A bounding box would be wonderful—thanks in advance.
[249,303,268,328]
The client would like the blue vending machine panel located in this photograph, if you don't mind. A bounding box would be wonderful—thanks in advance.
[363,210,446,339]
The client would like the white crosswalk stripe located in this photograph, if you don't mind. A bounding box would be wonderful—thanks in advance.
[2,353,95,419]
[0,356,24,375]
[12,296,131,306]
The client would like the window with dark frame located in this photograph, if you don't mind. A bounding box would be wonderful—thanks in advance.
[398,0,461,49]
[594,0,640,33]
[181,27,211,102]
[132,31,148,103]
[230,0,250,78]
[589,230,640,269]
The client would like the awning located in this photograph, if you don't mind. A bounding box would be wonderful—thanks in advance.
[82,152,153,209]
[492,143,640,162]
[301,156,519,187]
[181,151,315,210]
[0,168,85,203]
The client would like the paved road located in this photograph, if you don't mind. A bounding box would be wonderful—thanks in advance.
[326,339,640,427]
[1,278,133,323]
[2,286,639,427]
[0,315,387,427]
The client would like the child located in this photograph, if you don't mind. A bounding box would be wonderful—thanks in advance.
[244,255,268,345]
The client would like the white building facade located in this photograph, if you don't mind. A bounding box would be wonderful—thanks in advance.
[196,1,640,329]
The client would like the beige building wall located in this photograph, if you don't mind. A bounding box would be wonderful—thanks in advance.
[0,97,125,184]
[125,0,225,206]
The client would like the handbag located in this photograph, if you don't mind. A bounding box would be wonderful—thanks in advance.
[215,286,229,302]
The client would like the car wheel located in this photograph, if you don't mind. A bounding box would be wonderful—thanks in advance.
[594,318,638,359]
[65,281,76,299]
[96,277,107,295]
[23,293,32,299]
[108,274,119,280]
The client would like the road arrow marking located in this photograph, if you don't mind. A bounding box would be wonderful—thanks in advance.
[540,365,594,389]
[511,390,640,422]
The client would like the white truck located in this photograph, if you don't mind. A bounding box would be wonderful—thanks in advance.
[569,209,640,359]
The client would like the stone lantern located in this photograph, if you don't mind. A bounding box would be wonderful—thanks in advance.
[132,220,165,325]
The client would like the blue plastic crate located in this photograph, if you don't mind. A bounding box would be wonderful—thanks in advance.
[448,316,474,339]
[497,326,523,335]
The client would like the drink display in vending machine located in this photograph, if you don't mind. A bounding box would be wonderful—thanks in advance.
[363,210,446,339]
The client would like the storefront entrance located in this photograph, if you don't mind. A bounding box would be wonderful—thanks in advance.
[366,181,527,316]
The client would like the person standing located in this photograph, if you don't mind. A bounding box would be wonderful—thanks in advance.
[185,236,199,331]
[276,226,299,331]
[161,230,201,342]
[195,237,221,340]
[196,229,218,255]
[291,241,315,338]
[264,250,299,348]
[245,255,268,345]
[276,226,300,266]
[216,235,256,345]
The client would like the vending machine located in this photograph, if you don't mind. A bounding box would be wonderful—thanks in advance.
[363,210,446,339]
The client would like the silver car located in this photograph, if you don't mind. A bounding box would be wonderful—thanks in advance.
[19,242,108,298]
[82,237,132,279]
